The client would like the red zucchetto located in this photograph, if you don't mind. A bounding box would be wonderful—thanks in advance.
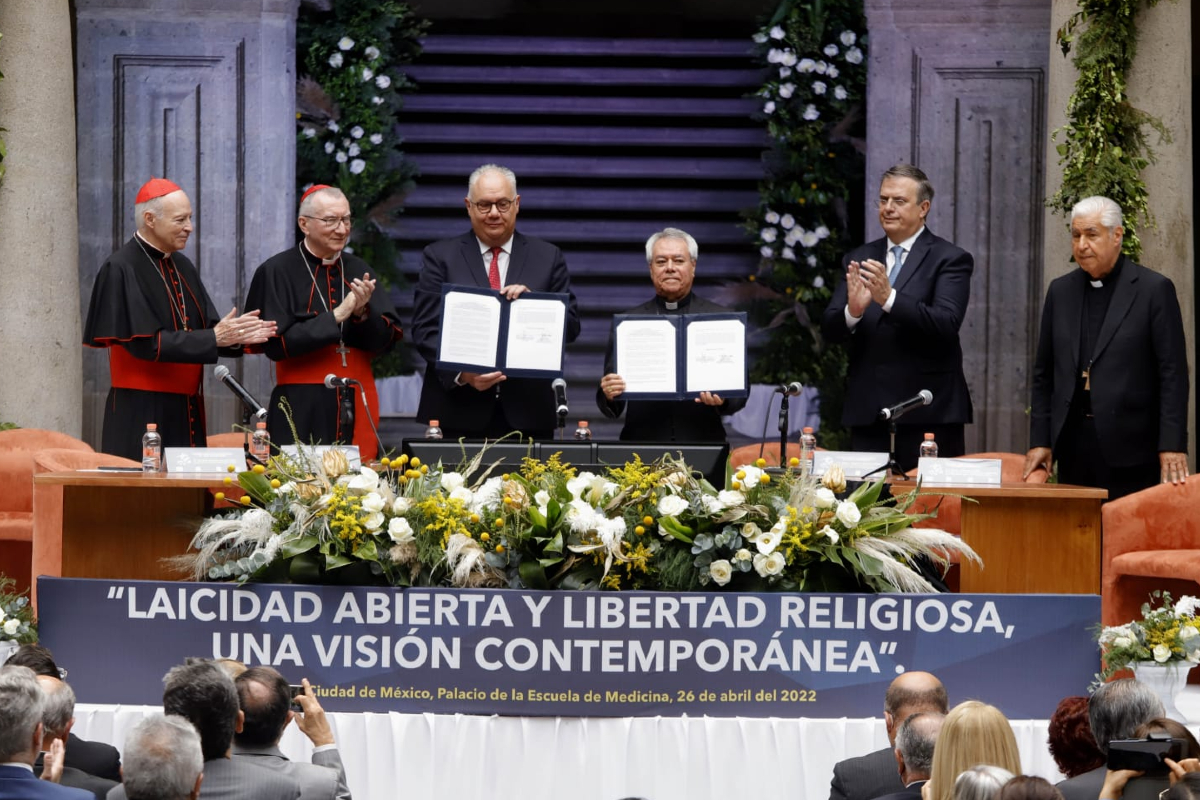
[300,183,333,203]
[135,177,182,203]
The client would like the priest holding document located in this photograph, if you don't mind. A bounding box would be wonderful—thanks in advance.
[413,164,580,440]
[597,228,747,442]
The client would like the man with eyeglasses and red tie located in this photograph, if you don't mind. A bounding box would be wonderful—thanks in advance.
[247,184,402,460]
[412,164,581,440]
[820,163,974,470]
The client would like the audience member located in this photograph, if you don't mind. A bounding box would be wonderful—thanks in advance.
[952,765,1015,800]
[33,675,118,799]
[0,664,91,799]
[233,668,349,800]
[120,715,203,800]
[5,644,122,781]
[1164,773,1200,800]
[214,660,247,680]
[925,701,1021,800]
[875,712,944,800]
[107,658,299,800]
[1134,718,1200,758]
[1054,678,1163,800]
[829,671,948,800]
[1046,696,1103,779]
[995,775,1063,800]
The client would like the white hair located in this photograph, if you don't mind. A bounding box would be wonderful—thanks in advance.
[468,164,517,198]
[1071,196,1124,229]
[298,186,348,217]
[134,197,164,228]
[0,666,43,761]
[645,227,698,264]
[123,714,204,800]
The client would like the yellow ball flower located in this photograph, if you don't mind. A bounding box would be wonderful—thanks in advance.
[470,513,480,523]
[252,464,266,474]
[398,476,408,486]
[480,532,491,542]
[397,454,409,466]
[495,544,505,554]
[270,479,281,489]
[635,525,645,535]
[735,470,746,480]
[240,495,252,505]
[503,496,514,505]
[420,464,429,474]
[381,457,391,467]
[226,464,236,473]
[755,458,766,468]
[223,476,233,485]
[214,492,225,501]
[494,518,504,528]
[732,480,742,490]
[759,474,771,484]
[410,457,421,468]
[643,515,654,526]
[789,457,800,467]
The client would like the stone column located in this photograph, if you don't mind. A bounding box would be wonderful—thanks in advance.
[1042,0,1194,461]
[0,1,82,435]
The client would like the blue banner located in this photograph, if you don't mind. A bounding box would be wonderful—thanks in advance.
[38,578,1099,719]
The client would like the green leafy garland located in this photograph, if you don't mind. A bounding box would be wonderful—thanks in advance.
[1046,0,1170,260]
[295,0,428,282]
[734,0,867,448]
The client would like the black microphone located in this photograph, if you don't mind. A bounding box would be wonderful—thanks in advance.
[552,378,569,417]
[324,374,358,389]
[879,389,933,421]
[775,382,803,396]
[214,365,267,420]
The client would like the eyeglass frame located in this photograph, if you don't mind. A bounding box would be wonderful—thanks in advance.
[301,214,353,229]
[469,198,516,214]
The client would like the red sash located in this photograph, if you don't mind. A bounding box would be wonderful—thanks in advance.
[109,345,202,395]
[276,344,380,460]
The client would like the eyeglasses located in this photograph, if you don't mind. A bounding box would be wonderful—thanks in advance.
[471,198,514,214]
[874,197,912,209]
[303,215,353,229]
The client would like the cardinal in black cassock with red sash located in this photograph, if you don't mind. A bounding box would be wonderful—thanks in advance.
[83,178,275,460]
[246,185,402,461]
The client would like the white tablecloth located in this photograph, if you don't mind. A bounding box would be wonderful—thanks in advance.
[74,706,1062,800]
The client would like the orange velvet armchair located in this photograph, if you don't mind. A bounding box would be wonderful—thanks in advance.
[1101,474,1200,626]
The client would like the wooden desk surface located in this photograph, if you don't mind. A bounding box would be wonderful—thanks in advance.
[35,470,237,488]
[904,482,1108,500]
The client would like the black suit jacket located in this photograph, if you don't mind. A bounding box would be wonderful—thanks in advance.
[63,734,120,783]
[829,745,903,800]
[821,228,974,427]
[596,293,747,442]
[874,780,927,800]
[1030,256,1188,467]
[412,230,581,434]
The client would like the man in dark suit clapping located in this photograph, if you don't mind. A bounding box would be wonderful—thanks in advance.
[821,164,974,470]
[412,164,581,440]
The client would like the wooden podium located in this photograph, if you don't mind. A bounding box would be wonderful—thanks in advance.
[933,483,1108,594]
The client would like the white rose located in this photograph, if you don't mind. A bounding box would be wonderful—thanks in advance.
[735,548,753,562]
[781,247,796,261]
[302,128,317,139]
[362,512,385,532]
[327,120,339,132]
[1112,636,1133,649]
[349,159,366,175]
[362,68,374,81]
[803,105,820,122]
[840,30,857,46]
[657,494,689,517]
[1181,625,1199,641]
[718,490,745,506]
[335,151,348,163]
[753,553,770,577]
[709,559,733,586]
[361,493,386,513]
[365,45,381,60]
[392,497,411,515]
[814,487,837,508]
[779,66,792,78]
[835,500,861,527]
[338,36,355,51]
[798,58,816,73]
[372,96,384,106]
[761,227,777,243]
[826,66,839,79]
[753,32,767,44]
[760,245,774,259]
[769,25,785,40]
[369,133,384,145]
[834,86,848,100]
[767,49,783,64]
[702,495,725,514]
[2,618,20,636]
[845,47,864,64]
[1153,644,1172,663]
[347,467,379,493]
[812,274,824,287]
[742,522,762,542]
[328,52,344,68]
[764,210,780,224]
[814,61,828,75]
[348,144,361,157]
[350,125,364,139]
[434,472,463,492]
[823,44,839,57]
[388,517,413,543]
[813,81,827,95]
[778,83,795,99]
[324,142,335,154]
[780,214,795,230]
[763,100,776,114]
[780,51,797,66]
[450,487,474,505]
[376,74,391,89]
[762,551,786,575]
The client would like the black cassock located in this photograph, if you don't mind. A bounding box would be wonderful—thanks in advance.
[83,235,232,460]
[246,243,402,460]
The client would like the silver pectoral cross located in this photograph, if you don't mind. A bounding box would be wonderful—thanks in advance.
[336,342,349,368]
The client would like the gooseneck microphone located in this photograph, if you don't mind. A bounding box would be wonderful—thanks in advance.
[214,365,267,420]
[879,389,933,421]
[324,374,358,389]
[774,382,803,396]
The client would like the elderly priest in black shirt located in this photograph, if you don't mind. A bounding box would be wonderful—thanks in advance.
[597,227,746,441]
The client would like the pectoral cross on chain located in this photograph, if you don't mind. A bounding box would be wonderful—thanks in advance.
[336,342,349,368]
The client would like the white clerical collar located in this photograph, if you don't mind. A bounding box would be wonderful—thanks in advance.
[888,226,925,253]
[302,241,341,266]
[476,235,514,256]
[665,301,679,310]
[1089,279,1104,288]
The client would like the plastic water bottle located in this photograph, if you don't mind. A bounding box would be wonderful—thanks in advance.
[573,421,592,441]
[919,432,938,459]
[250,421,271,464]
[424,419,443,440]
[141,423,162,473]
[799,426,817,476]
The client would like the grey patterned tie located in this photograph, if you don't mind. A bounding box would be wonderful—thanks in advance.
[890,244,905,283]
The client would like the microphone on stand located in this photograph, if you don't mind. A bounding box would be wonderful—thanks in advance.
[552,378,569,436]
[324,374,358,389]
[214,365,267,421]
[879,390,933,421]
[774,382,804,396]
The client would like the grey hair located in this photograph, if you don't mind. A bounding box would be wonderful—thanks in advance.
[882,163,934,204]
[645,227,698,264]
[298,186,348,217]
[0,665,43,761]
[1089,678,1164,755]
[1070,196,1124,229]
[38,677,75,738]
[896,711,944,776]
[123,714,204,800]
[134,197,164,228]
[468,164,518,198]
[953,764,1015,800]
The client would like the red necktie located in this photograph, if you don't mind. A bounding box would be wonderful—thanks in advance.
[488,247,502,290]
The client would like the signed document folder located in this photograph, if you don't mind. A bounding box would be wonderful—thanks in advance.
[437,284,569,378]
[613,313,747,400]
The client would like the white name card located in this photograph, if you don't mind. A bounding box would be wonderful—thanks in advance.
[812,451,890,480]
[917,457,1003,487]
[164,447,246,474]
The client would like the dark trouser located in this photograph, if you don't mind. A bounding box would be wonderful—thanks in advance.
[1056,414,1159,501]
[850,421,966,474]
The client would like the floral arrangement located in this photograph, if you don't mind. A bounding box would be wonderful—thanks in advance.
[179,445,978,595]
[0,576,36,643]
[722,0,868,448]
[1097,592,1200,679]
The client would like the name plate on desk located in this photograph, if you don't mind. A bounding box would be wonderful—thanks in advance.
[918,458,1002,487]
[165,447,246,474]
[812,451,888,480]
